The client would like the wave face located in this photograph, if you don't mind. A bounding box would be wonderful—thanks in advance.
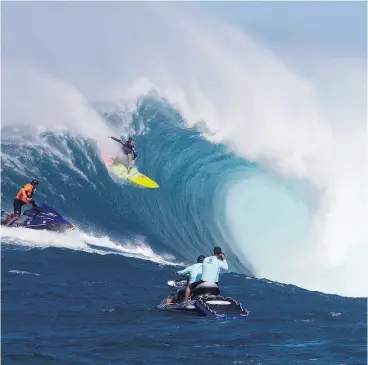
[1,94,363,297]
[1,1,367,299]
[1,97,257,272]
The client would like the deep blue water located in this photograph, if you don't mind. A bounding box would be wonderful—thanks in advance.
[2,246,366,365]
[1,98,367,364]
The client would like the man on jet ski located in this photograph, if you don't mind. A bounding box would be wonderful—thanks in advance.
[167,255,206,304]
[109,136,137,174]
[187,247,228,297]
[201,247,228,284]
[6,179,39,226]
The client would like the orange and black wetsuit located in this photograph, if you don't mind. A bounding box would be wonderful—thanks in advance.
[14,183,37,217]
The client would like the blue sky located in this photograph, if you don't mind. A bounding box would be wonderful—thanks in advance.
[2,1,366,53]
[1,1,365,110]
[201,1,366,53]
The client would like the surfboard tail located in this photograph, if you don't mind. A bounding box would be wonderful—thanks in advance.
[103,155,114,166]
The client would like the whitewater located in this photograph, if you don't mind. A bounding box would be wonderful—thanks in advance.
[1,1,367,300]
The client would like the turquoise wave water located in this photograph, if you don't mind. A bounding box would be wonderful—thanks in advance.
[1,97,311,274]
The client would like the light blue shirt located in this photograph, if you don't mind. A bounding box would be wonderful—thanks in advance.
[201,256,228,283]
[176,263,203,284]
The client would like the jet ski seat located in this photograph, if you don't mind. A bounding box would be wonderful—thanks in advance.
[14,215,30,224]
[192,282,220,297]
[3,214,29,226]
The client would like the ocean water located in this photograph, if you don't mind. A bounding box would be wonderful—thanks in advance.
[1,245,367,365]
[1,2,367,364]
[1,99,367,365]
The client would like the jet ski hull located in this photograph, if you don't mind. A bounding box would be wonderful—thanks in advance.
[158,281,249,319]
[1,205,75,233]
[194,296,249,318]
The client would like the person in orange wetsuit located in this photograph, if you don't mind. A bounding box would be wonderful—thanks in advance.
[6,179,39,226]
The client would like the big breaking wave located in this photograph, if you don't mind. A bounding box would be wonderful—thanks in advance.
[1,2,366,297]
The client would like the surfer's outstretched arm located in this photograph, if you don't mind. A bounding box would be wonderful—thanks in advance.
[109,136,123,144]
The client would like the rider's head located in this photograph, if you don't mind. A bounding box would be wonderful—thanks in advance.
[197,255,206,263]
[30,179,39,187]
[128,137,135,146]
[213,246,222,256]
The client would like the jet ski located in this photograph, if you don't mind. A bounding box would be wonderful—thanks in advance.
[1,204,75,233]
[157,279,249,319]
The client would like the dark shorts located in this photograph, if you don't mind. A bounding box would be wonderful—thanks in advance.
[13,199,25,217]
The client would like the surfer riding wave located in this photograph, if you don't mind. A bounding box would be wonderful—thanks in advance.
[109,136,137,173]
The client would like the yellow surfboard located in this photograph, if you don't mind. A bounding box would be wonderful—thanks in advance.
[104,156,159,189]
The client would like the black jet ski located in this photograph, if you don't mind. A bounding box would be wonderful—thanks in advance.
[1,204,75,233]
[157,279,249,319]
